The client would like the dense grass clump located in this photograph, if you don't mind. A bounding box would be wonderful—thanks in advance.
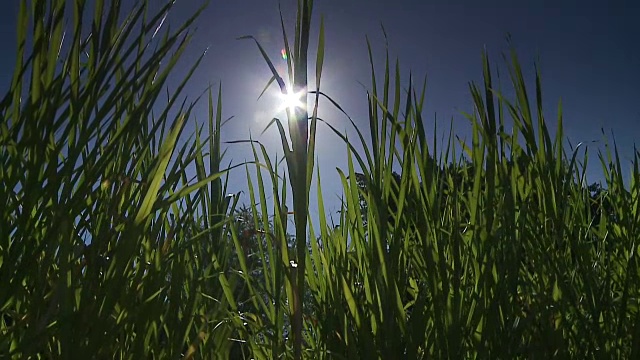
[2,0,639,359]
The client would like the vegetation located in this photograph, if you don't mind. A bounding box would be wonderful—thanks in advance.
[1,0,639,358]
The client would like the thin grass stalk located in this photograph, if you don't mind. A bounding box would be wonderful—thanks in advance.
[241,1,324,357]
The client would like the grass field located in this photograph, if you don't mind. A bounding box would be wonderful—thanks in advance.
[1,0,639,358]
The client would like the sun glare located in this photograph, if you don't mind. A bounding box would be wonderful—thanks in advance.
[278,88,306,114]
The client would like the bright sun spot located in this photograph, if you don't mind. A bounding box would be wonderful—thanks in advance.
[278,88,306,113]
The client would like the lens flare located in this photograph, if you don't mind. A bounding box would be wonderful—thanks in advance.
[281,48,288,60]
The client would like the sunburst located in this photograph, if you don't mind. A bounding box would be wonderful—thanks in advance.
[278,87,306,114]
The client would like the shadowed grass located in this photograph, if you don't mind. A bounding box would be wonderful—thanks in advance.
[0,0,247,358]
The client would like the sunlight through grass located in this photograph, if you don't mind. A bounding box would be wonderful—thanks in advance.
[2,0,639,359]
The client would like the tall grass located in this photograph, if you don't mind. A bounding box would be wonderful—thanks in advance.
[2,0,639,359]
[0,0,246,358]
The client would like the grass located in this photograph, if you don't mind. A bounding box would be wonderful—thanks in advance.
[1,0,639,359]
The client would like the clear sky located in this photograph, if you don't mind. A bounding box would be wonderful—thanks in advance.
[1,0,639,221]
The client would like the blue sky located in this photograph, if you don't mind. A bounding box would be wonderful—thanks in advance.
[1,0,639,223]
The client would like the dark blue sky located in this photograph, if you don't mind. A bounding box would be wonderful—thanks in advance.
[1,1,639,218]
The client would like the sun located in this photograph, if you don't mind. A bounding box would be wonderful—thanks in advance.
[278,88,306,114]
